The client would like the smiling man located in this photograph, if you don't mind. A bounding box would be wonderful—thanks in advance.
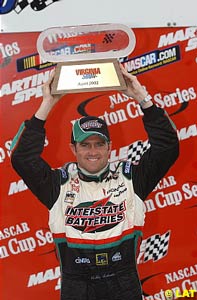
[10,65,179,300]
[70,116,112,175]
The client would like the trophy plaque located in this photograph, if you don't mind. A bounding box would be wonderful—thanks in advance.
[37,23,136,94]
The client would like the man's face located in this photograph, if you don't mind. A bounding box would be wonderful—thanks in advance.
[70,135,112,174]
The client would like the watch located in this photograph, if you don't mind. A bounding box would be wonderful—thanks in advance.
[139,94,152,107]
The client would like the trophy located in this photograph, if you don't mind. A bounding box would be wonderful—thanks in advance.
[36,23,136,94]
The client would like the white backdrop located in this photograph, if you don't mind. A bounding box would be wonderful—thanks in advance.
[0,0,197,32]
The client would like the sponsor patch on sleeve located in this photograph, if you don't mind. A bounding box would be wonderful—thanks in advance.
[122,161,132,179]
[59,166,69,184]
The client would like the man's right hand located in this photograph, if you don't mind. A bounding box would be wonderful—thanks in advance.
[35,69,64,121]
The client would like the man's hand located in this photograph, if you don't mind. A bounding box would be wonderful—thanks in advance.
[35,69,64,120]
[120,64,149,102]
[42,69,63,105]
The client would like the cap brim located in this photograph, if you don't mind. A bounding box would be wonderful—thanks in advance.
[75,132,109,143]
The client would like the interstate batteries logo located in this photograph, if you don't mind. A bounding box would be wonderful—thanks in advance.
[124,45,180,75]
[65,196,126,233]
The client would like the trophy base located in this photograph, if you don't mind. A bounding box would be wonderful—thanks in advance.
[51,58,127,94]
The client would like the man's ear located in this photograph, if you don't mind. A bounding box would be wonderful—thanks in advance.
[69,143,76,156]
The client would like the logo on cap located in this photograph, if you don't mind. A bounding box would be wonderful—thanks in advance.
[81,120,103,130]
[71,116,110,143]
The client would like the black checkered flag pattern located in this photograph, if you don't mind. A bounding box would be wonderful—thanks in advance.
[144,231,171,262]
[15,0,59,13]
[102,33,116,44]
[127,140,150,163]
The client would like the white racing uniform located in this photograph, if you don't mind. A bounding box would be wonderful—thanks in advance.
[11,104,179,300]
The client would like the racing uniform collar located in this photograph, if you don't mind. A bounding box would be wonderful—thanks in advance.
[77,164,110,182]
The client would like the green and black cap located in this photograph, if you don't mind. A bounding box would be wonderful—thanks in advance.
[71,116,110,144]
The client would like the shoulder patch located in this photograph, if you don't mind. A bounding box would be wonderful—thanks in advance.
[59,163,70,185]
[122,160,132,179]
[59,162,78,185]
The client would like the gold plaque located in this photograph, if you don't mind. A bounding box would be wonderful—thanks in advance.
[51,59,127,94]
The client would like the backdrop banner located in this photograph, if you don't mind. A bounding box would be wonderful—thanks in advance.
[0,26,197,300]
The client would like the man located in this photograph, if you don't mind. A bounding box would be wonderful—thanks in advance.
[10,65,179,300]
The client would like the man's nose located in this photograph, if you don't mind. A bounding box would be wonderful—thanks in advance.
[88,144,98,153]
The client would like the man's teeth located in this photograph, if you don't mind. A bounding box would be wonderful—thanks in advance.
[88,158,98,161]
